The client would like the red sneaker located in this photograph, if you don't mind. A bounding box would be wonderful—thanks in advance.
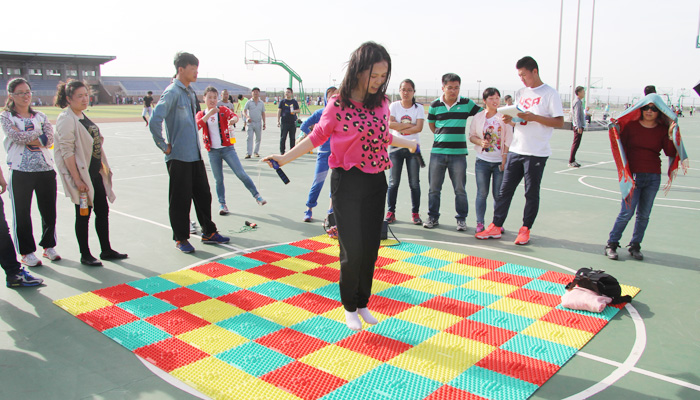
[385,211,396,224]
[474,223,502,240]
[515,226,530,245]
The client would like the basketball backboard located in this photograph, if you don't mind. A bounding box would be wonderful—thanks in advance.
[245,40,275,65]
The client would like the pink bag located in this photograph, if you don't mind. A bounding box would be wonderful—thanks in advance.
[561,287,612,313]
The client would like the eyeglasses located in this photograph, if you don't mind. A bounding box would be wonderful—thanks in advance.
[641,105,659,112]
[12,91,33,97]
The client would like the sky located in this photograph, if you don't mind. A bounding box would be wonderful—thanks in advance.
[5,0,700,103]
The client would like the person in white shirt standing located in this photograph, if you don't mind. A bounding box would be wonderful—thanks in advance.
[475,56,564,245]
[385,79,425,225]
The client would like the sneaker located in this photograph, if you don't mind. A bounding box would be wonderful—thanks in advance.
[176,240,195,253]
[476,222,485,233]
[6,267,43,288]
[42,248,61,261]
[80,255,103,266]
[201,232,230,244]
[475,223,502,240]
[500,227,505,234]
[190,220,197,234]
[604,242,619,260]
[423,218,439,229]
[242,127,246,131]
[569,161,581,168]
[385,211,396,224]
[254,153,260,158]
[514,226,530,245]
[256,195,267,206]
[100,250,128,260]
[244,154,251,159]
[219,204,230,216]
[411,213,422,225]
[21,253,42,267]
[628,242,644,260]
[456,220,467,231]
[303,209,313,222]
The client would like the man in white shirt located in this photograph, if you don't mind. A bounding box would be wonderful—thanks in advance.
[475,56,564,245]
[242,87,266,158]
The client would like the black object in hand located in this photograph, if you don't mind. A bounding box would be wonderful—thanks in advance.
[415,145,426,168]
[270,160,290,184]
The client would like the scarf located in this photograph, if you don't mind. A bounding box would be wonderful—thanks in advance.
[607,94,688,200]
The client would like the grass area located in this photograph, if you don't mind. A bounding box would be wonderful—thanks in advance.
[34,103,326,121]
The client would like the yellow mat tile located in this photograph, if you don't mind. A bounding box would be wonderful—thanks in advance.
[377,247,417,260]
[160,270,211,286]
[383,260,432,277]
[522,320,594,348]
[394,306,463,331]
[182,298,245,323]
[420,248,468,262]
[277,273,332,292]
[439,263,491,278]
[462,278,519,296]
[389,333,495,383]
[272,258,321,273]
[399,277,456,296]
[218,271,269,288]
[300,345,382,381]
[251,302,316,327]
[178,325,248,355]
[53,292,113,316]
[489,297,553,320]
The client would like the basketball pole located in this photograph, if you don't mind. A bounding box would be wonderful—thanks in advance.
[555,0,564,92]
[571,0,581,108]
[584,0,596,109]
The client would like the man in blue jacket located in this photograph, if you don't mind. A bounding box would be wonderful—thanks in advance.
[150,52,229,253]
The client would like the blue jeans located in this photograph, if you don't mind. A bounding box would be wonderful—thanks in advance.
[608,173,660,244]
[493,153,547,229]
[387,148,421,213]
[306,150,331,209]
[474,158,504,225]
[207,146,259,205]
[428,153,468,221]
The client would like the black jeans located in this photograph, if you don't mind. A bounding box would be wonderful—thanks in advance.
[0,197,21,279]
[10,170,57,255]
[75,170,112,257]
[493,153,548,229]
[331,168,387,311]
[280,121,296,154]
[167,160,217,241]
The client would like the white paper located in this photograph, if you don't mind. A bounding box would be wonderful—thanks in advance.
[497,105,523,118]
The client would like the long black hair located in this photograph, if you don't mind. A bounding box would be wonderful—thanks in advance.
[339,41,391,110]
[400,79,418,108]
[4,78,36,116]
[54,80,87,109]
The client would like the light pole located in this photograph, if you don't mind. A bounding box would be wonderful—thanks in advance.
[607,87,611,105]
[477,80,482,102]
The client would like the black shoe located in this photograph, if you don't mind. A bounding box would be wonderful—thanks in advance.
[100,250,128,260]
[628,242,644,260]
[604,242,619,260]
[80,255,103,266]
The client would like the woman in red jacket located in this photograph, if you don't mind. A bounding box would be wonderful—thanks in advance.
[196,87,265,216]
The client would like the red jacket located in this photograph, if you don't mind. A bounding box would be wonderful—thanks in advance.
[195,106,238,151]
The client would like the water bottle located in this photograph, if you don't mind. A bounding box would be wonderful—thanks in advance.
[270,160,290,184]
[79,192,89,216]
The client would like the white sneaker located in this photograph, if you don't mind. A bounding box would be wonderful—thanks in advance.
[42,248,62,261]
[219,204,230,216]
[21,253,42,267]
[190,220,197,234]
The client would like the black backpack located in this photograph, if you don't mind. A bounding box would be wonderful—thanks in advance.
[565,268,632,305]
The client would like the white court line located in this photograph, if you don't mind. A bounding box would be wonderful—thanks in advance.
[112,173,169,181]
[576,352,700,393]
[554,160,615,174]
[577,176,700,202]
[541,187,700,211]
[109,209,247,253]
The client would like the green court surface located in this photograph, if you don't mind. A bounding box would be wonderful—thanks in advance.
[0,114,698,399]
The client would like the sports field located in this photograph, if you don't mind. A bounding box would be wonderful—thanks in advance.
[0,111,698,399]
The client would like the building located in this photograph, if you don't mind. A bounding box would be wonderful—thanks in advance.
[0,51,251,105]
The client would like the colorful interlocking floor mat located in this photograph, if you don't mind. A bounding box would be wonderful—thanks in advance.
[55,236,639,400]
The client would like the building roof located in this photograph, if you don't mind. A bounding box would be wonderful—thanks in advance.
[0,51,116,64]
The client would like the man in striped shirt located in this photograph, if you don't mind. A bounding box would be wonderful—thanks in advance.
[425,73,482,231]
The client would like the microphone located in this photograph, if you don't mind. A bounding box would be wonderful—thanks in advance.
[414,145,426,168]
[245,221,257,229]
[270,159,290,184]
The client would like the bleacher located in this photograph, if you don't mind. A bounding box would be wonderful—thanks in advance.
[103,76,250,97]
